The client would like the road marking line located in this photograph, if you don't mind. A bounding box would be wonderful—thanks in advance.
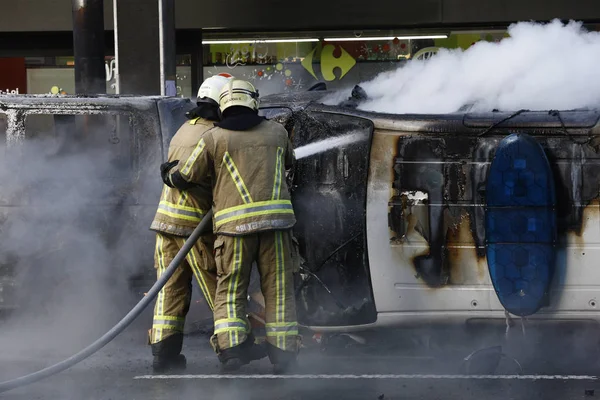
[134,374,599,381]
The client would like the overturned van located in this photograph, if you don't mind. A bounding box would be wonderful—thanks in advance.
[1,93,600,335]
[260,90,600,331]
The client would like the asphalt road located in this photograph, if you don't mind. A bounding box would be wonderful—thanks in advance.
[1,309,600,400]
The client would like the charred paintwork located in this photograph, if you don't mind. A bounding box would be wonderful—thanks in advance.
[391,137,448,287]
[445,213,488,286]
[264,93,600,321]
[254,91,600,324]
[384,126,600,289]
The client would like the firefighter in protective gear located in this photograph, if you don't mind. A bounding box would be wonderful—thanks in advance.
[164,79,299,373]
[148,73,238,373]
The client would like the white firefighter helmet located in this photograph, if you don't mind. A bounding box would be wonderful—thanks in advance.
[218,79,259,113]
[196,73,234,104]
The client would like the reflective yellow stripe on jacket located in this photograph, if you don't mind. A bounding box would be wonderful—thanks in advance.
[223,152,253,204]
[157,200,206,222]
[214,200,294,228]
[271,147,284,200]
[181,138,206,177]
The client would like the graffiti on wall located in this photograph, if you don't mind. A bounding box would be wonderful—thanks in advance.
[222,42,272,68]
[207,62,304,93]
[176,72,187,96]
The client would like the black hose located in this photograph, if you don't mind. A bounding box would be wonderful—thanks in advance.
[0,209,214,394]
[477,109,529,137]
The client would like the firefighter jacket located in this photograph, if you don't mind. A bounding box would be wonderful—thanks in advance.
[168,119,296,235]
[150,118,215,237]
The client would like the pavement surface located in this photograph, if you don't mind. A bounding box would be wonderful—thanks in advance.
[2,306,600,400]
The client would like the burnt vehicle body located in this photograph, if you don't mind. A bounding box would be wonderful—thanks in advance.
[2,93,600,335]
[260,91,600,331]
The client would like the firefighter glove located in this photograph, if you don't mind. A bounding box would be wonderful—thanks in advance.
[160,160,179,188]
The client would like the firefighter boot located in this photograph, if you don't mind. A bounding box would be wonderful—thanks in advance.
[243,333,268,363]
[218,334,267,372]
[267,343,298,374]
[151,333,187,373]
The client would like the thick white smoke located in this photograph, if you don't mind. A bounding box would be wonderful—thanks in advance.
[351,19,600,114]
[0,115,159,361]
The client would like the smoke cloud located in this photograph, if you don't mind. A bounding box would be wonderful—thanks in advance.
[331,20,600,114]
[0,114,159,360]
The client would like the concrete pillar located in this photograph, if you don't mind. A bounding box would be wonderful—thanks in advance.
[72,0,106,94]
[114,0,160,95]
[113,0,176,95]
[190,30,204,99]
[159,0,177,96]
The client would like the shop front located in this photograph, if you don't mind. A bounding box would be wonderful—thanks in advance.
[1,24,599,98]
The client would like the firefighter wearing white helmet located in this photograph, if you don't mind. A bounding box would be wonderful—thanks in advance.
[150,73,266,373]
[197,73,233,105]
[218,79,260,112]
[165,79,299,373]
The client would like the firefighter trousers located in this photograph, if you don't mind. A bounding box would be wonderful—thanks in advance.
[149,232,217,345]
[212,230,298,354]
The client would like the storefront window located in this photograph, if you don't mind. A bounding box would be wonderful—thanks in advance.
[200,30,519,96]
[176,65,192,98]
[17,55,194,96]
[2,24,599,98]
[23,56,116,95]
[202,36,444,96]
